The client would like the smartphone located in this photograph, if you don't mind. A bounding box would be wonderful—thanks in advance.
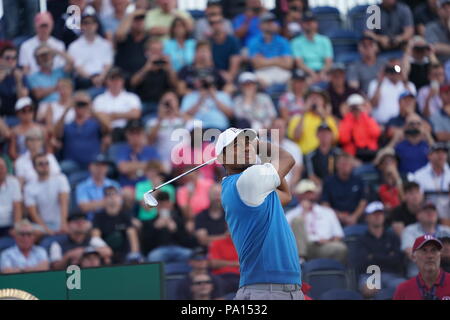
[159,209,171,218]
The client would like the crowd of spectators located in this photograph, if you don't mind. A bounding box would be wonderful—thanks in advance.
[1,0,450,300]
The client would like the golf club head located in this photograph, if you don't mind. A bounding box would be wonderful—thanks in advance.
[143,191,158,207]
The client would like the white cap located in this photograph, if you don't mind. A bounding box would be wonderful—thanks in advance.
[346,94,365,106]
[295,179,318,194]
[238,72,258,84]
[365,201,384,215]
[215,128,257,156]
[15,97,33,112]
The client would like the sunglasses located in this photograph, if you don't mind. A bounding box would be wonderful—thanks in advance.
[134,15,146,20]
[75,101,89,108]
[193,280,212,285]
[36,161,49,167]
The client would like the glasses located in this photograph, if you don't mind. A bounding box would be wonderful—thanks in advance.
[18,232,33,237]
[19,107,34,113]
[209,19,223,25]
[192,280,212,285]
[3,55,17,61]
[36,161,49,167]
[75,101,89,108]
[289,5,302,11]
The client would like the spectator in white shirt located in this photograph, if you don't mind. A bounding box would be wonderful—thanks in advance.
[368,62,417,125]
[417,63,446,118]
[15,127,61,186]
[18,12,66,75]
[93,67,142,142]
[286,179,347,264]
[401,202,450,277]
[412,143,450,224]
[0,157,22,239]
[69,12,113,93]
[25,153,70,236]
[0,220,49,274]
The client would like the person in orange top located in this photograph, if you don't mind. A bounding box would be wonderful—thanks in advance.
[339,94,381,162]
[209,232,240,295]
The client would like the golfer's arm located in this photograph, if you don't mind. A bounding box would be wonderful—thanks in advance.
[276,177,292,206]
[257,140,295,180]
[210,259,239,269]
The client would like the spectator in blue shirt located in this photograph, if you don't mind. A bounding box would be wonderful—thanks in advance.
[180,74,234,131]
[291,11,333,83]
[208,13,242,83]
[115,119,160,188]
[26,44,74,104]
[54,91,111,185]
[249,12,293,88]
[163,17,196,72]
[76,154,121,220]
[355,202,406,299]
[391,113,434,174]
[232,0,267,47]
[321,152,368,226]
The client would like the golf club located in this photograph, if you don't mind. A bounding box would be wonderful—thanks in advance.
[144,157,218,207]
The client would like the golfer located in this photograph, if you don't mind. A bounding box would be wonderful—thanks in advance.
[215,128,303,300]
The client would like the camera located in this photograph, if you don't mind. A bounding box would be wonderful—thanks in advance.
[153,59,167,67]
[385,65,401,74]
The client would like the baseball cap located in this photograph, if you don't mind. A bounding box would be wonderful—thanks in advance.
[420,202,437,211]
[34,12,53,27]
[295,179,318,194]
[398,91,415,101]
[346,94,365,106]
[68,212,88,222]
[412,235,443,252]
[238,72,258,84]
[125,119,144,131]
[302,11,317,22]
[429,142,449,153]
[330,63,346,73]
[292,69,308,80]
[365,201,384,215]
[82,246,101,258]
[91,153,111,165]
[15,97,33,112]
[107,67,125,80]
[207,0,222,6]
[215,128,257,156]
[260,12,277,23]
[317,122,332,132]
[373,147,396,166]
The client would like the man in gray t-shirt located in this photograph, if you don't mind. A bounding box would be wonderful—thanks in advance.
[24,153,70,234]
[425,0,450,63]
[348,36,387,94]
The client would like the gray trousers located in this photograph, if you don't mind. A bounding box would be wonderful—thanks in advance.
[234,285,305,300]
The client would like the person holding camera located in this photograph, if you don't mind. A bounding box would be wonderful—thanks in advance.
[418,63,446,118]
[130,38,177,117]
[394,235,450,300]
[431,84,450,142]
[180,72,233,131]
[287,86,338,155]
[390,112,434,174]
[402,36,439,91]
[338,94,381,163]
[233,0,268,47]
[0,45,28,123]
[368,61,417,125]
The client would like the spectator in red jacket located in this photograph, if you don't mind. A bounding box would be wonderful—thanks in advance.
[209,232,239,295]
[339,94,381,162]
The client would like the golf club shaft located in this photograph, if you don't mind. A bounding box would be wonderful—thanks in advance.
[150,157,218,193]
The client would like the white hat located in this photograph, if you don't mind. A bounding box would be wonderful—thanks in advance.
[215,128,257,156]
[238,72,258,84]
[15,97,33,112]
[346,94,365,106]
[365,201,384,215]
[295,179,318,194]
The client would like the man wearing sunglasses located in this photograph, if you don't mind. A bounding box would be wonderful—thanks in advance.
[0,220,49,274]
[0,45,29,123]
